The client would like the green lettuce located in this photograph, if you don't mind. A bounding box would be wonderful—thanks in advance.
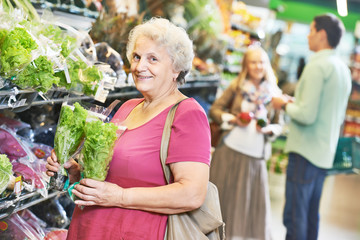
[0,154,12,194]
[14,55,60,93]
[54,102,88,174]
[0,27,38,77]
[39,25,77,58]
[55,58,102,96]
[0,29,8,48]
[60,36,77,58]
[81,120,118,181]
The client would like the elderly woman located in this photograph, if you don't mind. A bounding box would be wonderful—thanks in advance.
[46,17,211,240]
[209,46,283,240]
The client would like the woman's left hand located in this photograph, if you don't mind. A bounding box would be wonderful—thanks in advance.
[71,178,123,207]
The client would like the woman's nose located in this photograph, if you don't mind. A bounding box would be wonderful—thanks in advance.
[135,58,147,71]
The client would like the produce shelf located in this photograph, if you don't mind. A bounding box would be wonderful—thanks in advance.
[0,75,221,111]
[0,190,65,220]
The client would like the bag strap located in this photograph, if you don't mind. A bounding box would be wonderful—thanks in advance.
[160,98,188,184]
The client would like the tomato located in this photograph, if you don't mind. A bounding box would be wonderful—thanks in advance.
[33,148,45,158]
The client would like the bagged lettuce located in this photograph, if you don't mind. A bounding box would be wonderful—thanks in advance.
[0,154,13,194]
[80,119,118,181]
[54,102,88,167]
[51,102,88,190]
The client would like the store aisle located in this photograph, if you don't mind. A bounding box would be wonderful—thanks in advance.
[269,173,360,240]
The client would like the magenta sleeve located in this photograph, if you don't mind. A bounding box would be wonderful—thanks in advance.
[166,100,211,166]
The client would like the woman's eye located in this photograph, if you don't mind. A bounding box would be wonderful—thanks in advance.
[133,54,140,61]
[150,57,157,62]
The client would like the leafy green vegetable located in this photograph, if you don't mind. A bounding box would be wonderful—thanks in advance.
[0,29,9,48]
[0,0,14,13]
[61,36,77,58]
[39,25,63,43]
[55,58,102,95]
[39,25,77,58]
[8,0,40,21]
[81,66,102,95]
[0,154,12,175]
[81,120,118,181]
[0,27,38,77]
[54,102,88,174]
[0,154,12,194]
[14,55,60,93]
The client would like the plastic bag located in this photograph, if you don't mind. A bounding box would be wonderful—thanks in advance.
[0,114,31,132]
[0,154,13,195]
[1,212,44,240]
[78,100,124,181]
[0,126,28,161]
[0,125,49,197]
[51,100,123,190]
[18,209,47,239]
[50,102,88,191]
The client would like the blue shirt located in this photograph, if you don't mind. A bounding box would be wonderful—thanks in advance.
[285,49,352,168]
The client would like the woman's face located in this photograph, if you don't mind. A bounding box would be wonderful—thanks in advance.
[246,50,266,83]
[130,36,179,96]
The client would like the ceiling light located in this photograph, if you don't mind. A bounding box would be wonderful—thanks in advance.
[337,0,348,17]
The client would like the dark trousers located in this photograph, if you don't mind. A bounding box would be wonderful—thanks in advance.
[283,153,327,240]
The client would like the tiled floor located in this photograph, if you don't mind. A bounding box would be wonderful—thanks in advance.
[269,173,360,240]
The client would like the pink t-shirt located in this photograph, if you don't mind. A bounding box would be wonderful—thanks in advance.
[67,98,211,240]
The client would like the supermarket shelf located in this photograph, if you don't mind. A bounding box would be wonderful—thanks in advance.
[0,76,220,111]
[231,23,261,40]
[0,190,65,220]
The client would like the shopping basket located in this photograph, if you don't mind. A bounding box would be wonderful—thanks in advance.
[327,137,360,175]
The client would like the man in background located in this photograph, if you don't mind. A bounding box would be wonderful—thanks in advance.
[272,14,352,240]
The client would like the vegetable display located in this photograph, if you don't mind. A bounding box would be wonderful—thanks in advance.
[0,5,106,96]
[54,102,88,174]
[80,120,118,181]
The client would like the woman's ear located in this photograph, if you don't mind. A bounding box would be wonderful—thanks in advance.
[173,71,180,82]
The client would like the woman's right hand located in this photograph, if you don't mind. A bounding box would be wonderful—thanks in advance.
[46,150,81,184]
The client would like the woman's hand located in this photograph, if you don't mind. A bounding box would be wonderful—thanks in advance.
[46,149,60,177]
[235,118,251,127]
[46,149,81,184]
[71,178,123,207]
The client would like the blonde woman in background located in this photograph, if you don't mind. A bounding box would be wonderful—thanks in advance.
[209,45,283,240]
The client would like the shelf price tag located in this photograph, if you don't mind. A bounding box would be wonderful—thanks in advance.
[14,176,22,196]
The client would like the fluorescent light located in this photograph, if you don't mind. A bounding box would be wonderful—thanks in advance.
[337,0,348,17]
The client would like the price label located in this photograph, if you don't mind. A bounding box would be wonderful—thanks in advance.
[14,176,22,196]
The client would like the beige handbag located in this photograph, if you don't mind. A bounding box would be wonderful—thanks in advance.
[160,99,225,240]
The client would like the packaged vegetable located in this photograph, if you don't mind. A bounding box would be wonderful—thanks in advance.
[0,154,13,194]
[51,102,88,190]
[77,100,122,181]
[0,27,38,78]
[13,55,60,93]
[80,120,118,181]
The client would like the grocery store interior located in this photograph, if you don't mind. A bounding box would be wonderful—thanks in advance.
[0,0,360,239]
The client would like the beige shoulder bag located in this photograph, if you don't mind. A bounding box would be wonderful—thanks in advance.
[160,99,225,240]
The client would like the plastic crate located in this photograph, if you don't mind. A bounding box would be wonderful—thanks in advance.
[327,137,360,175]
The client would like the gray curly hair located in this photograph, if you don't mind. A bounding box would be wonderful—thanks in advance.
[126,17,194,84]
